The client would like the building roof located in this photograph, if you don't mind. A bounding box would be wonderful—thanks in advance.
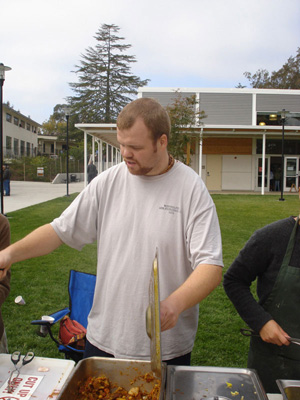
[76,87,300,146]
[3,103,42,127]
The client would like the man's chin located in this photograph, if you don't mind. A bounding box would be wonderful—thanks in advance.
[126,164,152,176]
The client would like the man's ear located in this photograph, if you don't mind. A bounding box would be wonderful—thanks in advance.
[159,134,168,149]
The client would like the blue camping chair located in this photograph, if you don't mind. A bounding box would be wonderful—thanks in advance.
[31,269,96,362]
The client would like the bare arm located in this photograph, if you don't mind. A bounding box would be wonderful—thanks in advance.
[160,264,222,331]
[0,224,63,280]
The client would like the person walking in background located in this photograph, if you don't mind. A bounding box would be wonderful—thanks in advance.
[223,193,300,393]
[274,168,281,192]
[87,160,98,184]
[269,170,274,191]
[3,165,11,196]
[0,214,10,353]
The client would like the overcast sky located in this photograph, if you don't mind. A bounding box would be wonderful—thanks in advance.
[1,0,299,123]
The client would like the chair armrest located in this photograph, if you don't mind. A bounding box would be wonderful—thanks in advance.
[49,308,70,323]
[58,344,85,354]
[31,307,70,326]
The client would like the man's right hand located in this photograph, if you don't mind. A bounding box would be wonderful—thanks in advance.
[259,319,290,346]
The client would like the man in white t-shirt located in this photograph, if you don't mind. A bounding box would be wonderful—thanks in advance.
[0,98,223,365]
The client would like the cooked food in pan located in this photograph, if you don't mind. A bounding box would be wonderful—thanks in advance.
[76,373,161,400]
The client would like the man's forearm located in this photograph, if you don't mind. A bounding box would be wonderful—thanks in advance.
[160,264,222,331]
[0,224,63,272]
[169,264,222,312]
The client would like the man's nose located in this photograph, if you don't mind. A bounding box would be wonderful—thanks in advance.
[122,147,133,158]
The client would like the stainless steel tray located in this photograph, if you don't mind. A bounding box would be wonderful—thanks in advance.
[276,379,300,400]
[57,357,166,400]
[166,365,268,400]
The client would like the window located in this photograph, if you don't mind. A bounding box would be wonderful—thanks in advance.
[257,112,300,126]
[26,123,30,131]
[6,136,12,150]
[6,113,12,123]
[20,120,25,128]
[256,139,300,155]
[14,117,19,126]
[14,139,19,156]
[20,140,25,156]
[26,142,30,156]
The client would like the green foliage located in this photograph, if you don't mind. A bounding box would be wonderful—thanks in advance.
[68,24,149,123]
[41,104,67,136]
[4,192,299,365]
[41,104,83,142]
[166,92,206,163]
[244,47,300,89]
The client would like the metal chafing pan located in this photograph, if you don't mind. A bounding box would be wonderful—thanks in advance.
[166,365,268,400]
[57,357,166,400]
[276,379,300,400]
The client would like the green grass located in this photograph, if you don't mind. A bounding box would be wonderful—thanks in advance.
[3,192,300,366]
[4,194,98,359]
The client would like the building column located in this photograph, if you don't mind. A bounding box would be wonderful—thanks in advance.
[84,131,88,187]
[261,132,266,195]
[198,127,203,178]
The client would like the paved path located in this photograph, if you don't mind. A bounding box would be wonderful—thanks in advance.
[3,181,85,214]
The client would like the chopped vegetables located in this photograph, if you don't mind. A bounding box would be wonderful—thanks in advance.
[75,374,161,400]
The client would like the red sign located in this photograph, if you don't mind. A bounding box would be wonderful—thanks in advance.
[0,375,43,400]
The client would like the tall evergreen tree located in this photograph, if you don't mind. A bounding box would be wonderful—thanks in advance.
[68,24,149,123]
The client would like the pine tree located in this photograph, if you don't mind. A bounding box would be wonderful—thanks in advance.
[68,24,149,123]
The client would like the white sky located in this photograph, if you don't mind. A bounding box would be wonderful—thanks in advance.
[1,0,300,123]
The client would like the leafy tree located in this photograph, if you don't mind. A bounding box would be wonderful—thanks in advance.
[166,92,206,164]
[41,104,67,136]
[244,47,300,89]
[41,104,83,142]
[68,23,149,123]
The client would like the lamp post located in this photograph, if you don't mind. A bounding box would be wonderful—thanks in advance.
[63,107,71,197]
[279,109,288,202]
[0,63,11,215]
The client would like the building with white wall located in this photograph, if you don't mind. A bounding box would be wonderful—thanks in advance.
[3,103,41,158]
[76,87,300,193]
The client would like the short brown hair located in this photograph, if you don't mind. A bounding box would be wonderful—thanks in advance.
[117,98,171,142]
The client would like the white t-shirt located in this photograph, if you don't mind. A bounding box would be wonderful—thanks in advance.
[51,161,223,360]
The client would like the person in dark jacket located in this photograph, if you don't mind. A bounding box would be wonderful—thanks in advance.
[224,207,300,393]
[87,161,98,184]
[3,165,11,196]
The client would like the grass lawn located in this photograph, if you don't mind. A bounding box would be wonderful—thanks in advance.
[3,192,300,366]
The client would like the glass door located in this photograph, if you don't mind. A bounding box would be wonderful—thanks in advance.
[256,157,269,191]
[284,157,298,191]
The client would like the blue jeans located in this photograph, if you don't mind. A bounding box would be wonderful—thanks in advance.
[4,180,10,196]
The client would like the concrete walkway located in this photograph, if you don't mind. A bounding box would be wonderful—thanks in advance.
[3,181,85,214]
